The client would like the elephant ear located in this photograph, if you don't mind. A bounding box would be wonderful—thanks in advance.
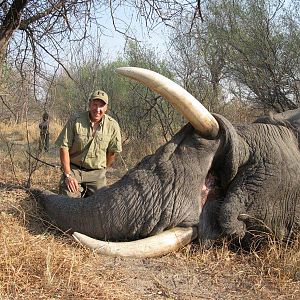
[254,108,300,132]
[212,114,248,189]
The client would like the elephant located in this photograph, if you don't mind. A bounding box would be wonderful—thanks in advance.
[35,67,300,258]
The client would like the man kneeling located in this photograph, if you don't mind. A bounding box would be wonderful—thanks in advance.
[55,90,122,198]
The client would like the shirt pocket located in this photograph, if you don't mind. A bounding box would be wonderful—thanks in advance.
[89,134,110,158]
[94,135,110,150]
[74,133,89,150]
[87,134,110,160]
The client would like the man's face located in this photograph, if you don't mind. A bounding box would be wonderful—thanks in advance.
[89,99,107,122]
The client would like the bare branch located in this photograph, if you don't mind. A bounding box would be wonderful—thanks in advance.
[0,94,17,119]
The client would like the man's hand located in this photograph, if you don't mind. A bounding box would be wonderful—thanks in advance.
[65,175,79,193]
[106,152,116,167]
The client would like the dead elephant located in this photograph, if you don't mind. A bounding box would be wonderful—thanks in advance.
[35,67,300,258]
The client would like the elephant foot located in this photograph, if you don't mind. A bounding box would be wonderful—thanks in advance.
[222,219,246,239]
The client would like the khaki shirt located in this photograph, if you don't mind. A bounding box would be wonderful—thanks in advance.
[55,112,122,170]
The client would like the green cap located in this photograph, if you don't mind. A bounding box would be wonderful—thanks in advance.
[89,90,108,104]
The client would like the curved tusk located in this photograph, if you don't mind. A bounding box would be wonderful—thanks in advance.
[73,227,197,258]
[116,67,219,139]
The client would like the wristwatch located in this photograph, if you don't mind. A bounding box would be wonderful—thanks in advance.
[64,173,72,179]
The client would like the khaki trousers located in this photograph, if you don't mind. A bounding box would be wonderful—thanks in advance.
[59,166,107,198]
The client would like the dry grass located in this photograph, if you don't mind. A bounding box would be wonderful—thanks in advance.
[1,121,300,299]
[0,118,63,143]
[0,187,140,300]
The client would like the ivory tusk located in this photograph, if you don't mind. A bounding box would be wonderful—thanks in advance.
[116,67,219,139]
[73,227,197,258]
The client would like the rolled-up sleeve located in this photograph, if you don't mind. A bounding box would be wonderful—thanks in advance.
[107,122,122,153]
[55,118,75,148]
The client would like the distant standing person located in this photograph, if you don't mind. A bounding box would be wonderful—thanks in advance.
[55,90,122,198]
[39,112,50,152]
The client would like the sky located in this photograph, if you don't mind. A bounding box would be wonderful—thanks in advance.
[66,5,170,63]
[27,4,170,76]
[100,24,169,60]
[100,5,172,58]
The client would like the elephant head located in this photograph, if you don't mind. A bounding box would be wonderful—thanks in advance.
[36,67,300,258]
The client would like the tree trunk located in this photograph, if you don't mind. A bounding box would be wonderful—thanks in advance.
[0,0,28,66]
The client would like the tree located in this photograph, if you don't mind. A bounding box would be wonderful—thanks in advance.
[169,8,228,113]
[122,41,185,141]
[0,1,101,122]
[0,63,41,123]
[0,1,103,72]
[0,1,204,120]
[208,0,300,111]
[0,0,203,70]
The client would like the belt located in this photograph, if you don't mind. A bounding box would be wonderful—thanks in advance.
[70,163,98,172]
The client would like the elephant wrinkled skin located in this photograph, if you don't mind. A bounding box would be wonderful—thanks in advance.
[35,67,300,257]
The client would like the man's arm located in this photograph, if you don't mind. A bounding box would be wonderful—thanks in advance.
[106,151,116,167]
[59,147,79,193]
[106,120,122,167]
[60,147,72,174]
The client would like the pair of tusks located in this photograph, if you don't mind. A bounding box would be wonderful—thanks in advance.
[73,67,219,257]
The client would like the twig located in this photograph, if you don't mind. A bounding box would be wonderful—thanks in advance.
[5,141,18,180]
[25,151,60,168]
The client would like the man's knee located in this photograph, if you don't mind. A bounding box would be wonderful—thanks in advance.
[58,176,82,198]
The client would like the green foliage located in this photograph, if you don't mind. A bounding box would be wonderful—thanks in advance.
[121,41,183,141]
[170,0,300,113]
[169,6,228,113]
[209,0,300,111]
